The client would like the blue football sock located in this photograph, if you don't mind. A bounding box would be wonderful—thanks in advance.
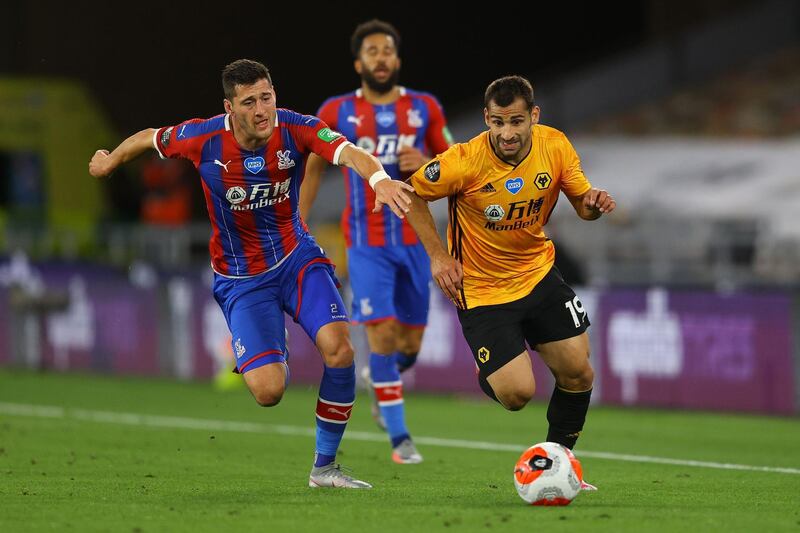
[370,352,409,447]
[394,351,418,373]
[314,365,355,467]
[313,452,336,468]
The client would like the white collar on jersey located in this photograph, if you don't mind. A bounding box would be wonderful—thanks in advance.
[355,86,406,98]
[223,112,279,131]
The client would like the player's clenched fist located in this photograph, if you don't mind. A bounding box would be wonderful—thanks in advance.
[582,188,616,215]
[89,149,113,178]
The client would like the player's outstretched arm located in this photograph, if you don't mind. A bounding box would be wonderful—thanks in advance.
[405,191,464,307]
[569,187,616,221]
[89,128,158,178]
[300,153,329,222]
[337,144,414,219]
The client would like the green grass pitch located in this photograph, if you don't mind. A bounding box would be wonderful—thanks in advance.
[1,369,798,532]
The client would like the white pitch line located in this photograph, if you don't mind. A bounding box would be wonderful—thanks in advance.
[1,401,798,475]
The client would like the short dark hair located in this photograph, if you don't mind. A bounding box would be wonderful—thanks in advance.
[484,76,534,110]
[222,59,272,100]
[350,19,401,58]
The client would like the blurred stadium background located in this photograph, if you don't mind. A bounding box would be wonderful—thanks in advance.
[0,0,798,416]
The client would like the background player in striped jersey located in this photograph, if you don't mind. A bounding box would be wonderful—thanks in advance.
[300,20,452,464]
[404,76,616,489]
[89,59,414,489]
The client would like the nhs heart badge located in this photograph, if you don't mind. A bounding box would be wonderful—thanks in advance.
[505,177,524,194]
[244,156,265,174]
[376,111,396,128]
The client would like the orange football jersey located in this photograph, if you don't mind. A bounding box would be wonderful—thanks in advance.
[410,124,591,308]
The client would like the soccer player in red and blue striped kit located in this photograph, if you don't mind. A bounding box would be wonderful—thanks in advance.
[89,59,414,489]
[300,20,452,464]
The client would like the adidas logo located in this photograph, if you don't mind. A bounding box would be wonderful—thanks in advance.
[479,183,496,193]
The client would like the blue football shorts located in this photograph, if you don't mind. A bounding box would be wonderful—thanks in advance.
[212,236,348,374]
[347,243,431,328]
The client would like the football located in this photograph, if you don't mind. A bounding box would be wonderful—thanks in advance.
[513,442,583,505]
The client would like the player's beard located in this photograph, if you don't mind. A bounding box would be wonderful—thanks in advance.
[362,68,399,94]
[491,133,529,164]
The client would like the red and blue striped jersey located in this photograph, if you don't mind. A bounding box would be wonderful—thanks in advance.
[317,87,451,248]
[153,109,350,277]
